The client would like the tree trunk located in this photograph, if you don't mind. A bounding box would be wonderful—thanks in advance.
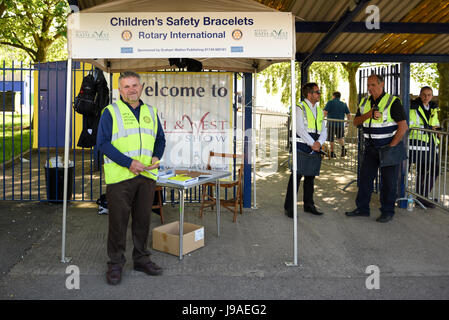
[341,62,362,113]
[437,63,449,126]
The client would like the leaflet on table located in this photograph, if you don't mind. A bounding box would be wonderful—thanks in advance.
[165,174,199,185]
[157,169,175,179]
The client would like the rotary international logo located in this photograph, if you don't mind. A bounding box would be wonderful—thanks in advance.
[143,116,151,123]
[232,29,243,40]
[121,30,132,41]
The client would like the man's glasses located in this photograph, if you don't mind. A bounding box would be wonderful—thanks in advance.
[313,90,321,94]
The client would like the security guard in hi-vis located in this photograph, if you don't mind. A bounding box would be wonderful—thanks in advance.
[284,82,327,218]
[97,71,166,285]
[408,86,440,208]
[345,74,408,223]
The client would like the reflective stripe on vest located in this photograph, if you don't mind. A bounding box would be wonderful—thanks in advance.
[360,93,398,146]
[296,101,323,143]
[409,106,440,145]
[103,101,158,184]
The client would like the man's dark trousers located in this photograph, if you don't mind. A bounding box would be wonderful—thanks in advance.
[284,173,315,212]
[356,144,400,217]
[106,175,156,267]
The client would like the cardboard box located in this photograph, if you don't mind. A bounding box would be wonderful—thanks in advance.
[152,221,204,256]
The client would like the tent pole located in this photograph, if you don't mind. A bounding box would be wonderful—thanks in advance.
[252,71,257,209]
[286,59,298,267]
[61,58,72,263]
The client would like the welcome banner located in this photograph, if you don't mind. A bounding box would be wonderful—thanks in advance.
[68,12,294,59]
[137,72,233,168]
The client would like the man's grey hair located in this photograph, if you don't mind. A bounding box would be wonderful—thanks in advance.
[118,71,141,87]
[368,73,384,84]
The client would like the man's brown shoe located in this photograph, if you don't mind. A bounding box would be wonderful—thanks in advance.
[106,264,122,285]
[134,260,163,276]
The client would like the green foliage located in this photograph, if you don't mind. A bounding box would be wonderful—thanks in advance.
[260,62,300,108]
[309,62,344,105]
[0,114,32,163]
[410,63,439,89]
[260,62,345,108]
[0,0,70,62]
[436,63,449,124]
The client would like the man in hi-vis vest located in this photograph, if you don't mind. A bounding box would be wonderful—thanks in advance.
[345,74,408,223]
[409,86,440,208]
[97,71,166,285]
[284,82,327,218]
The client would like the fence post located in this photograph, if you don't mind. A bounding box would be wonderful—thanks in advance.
[398,62,411,208]
[243,73,252,208]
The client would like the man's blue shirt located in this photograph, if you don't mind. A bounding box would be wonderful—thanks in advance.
[324,98,350,120]
[97,99,166,169]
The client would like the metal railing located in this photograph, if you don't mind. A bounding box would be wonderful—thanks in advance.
[254,110,289,152]
[321,118,364,191]
[0,61,105,203]
[403,127,449,211]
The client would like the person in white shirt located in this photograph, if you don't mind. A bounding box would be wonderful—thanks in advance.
[284,82,327,217]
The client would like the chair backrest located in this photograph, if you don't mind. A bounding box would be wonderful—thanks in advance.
[206,151,244,180]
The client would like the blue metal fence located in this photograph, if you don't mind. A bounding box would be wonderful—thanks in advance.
[0,61,104,202]
[1,62,242,206]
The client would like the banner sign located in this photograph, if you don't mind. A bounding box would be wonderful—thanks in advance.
[134,72,233,168]
[68,12,293,59]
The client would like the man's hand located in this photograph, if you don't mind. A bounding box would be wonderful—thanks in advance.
[389,120,408,147]
[129,160,147,175]
[312,141,321,152]
[372,109,382,120]
[146,157,160,171]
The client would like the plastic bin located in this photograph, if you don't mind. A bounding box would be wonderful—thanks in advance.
[44,166,74,203]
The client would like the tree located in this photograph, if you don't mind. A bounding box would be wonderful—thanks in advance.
[260,61,344,108]
[437,63,449,125]
[341,62,362,113]
[410,63,439,89]
[260,61,300,108]
[0,0,70,63]
[309,62,342,106]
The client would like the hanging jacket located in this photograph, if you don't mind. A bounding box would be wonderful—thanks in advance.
[76,68,109,148]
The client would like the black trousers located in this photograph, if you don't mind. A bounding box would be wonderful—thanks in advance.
[106,176,156,266]
[356,145,400,217]
[284,173,315,212]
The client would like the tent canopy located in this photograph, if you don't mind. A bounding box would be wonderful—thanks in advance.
[72,0,285,73]
[71,0,449,69]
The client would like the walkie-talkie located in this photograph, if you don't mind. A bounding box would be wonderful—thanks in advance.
[372,105,379,119]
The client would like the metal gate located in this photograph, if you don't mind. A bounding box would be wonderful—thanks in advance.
[1,61,105,202]
[1,62,243,204]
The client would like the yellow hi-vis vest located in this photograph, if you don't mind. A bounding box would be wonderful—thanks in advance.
[409,105,440,147]
[295,101,324,143]
[103,100,158,184]
[359,93,399,146]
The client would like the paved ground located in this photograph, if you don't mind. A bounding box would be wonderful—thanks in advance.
[1,163,449,301]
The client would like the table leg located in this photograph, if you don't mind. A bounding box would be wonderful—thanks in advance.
[179,189,184,260]
[216,180,220,237]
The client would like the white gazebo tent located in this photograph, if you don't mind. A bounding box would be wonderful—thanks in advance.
[62,0,301,266]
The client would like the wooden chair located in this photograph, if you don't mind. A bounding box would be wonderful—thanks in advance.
[199,152,244,223]
[152,186,165,224]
